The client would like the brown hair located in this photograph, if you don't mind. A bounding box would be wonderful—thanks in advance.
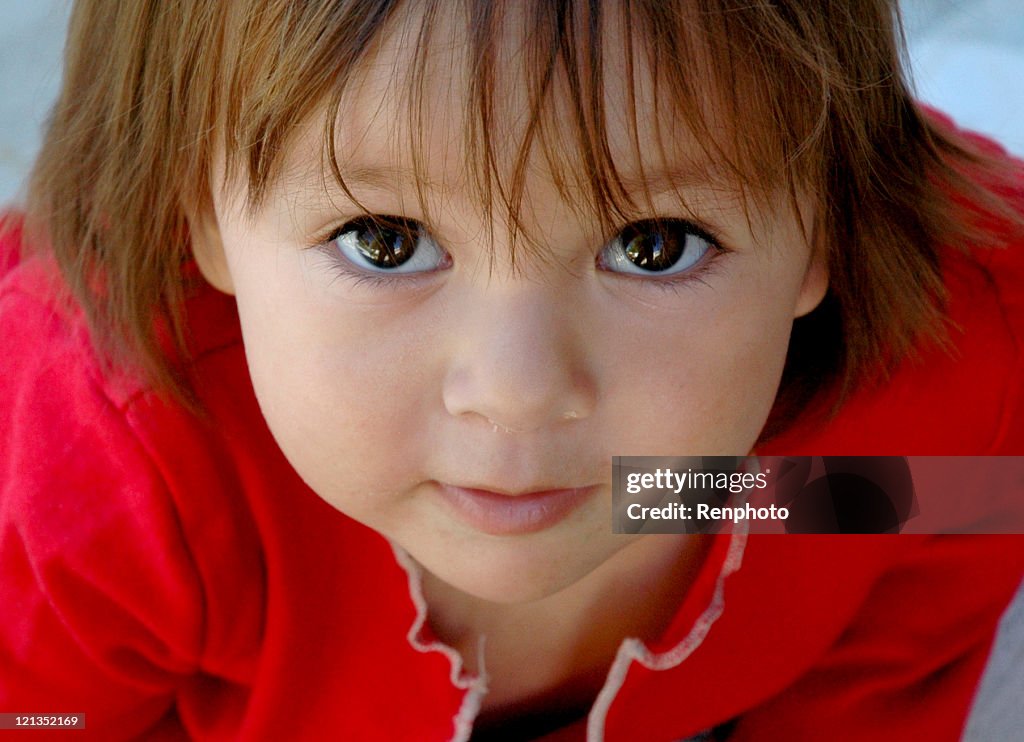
[24,0,1024,433]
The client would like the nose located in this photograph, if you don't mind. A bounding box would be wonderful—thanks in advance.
[442,282,597,433]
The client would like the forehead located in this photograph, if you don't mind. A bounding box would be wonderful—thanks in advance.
[236,1,792,234]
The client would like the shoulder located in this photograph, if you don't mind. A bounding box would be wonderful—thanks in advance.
[0,223,268,576]
[0,228,281,729]
[0,250,207,723]
[0,239,209,606]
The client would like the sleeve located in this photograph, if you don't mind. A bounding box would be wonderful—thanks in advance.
[724,535,1024,742]
[0,289,204,739]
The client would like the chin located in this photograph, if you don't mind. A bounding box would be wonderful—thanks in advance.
[450,572,578,605]
[418,536,619,606]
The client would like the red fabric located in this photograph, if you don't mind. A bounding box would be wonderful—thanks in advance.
[2,130,1024,740]
[0,214,20,275]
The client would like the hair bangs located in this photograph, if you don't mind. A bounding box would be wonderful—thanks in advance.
[222,0,826,267]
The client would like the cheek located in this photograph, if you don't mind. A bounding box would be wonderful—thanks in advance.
[594,279,797,455]
[230,262,442,517]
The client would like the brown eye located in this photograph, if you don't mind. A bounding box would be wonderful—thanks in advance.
[600,219,715,276]
[331,216,448,273]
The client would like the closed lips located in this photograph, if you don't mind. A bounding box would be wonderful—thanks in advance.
[434,482,598,535]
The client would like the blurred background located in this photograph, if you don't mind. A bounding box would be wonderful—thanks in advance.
[1,0,1023,205]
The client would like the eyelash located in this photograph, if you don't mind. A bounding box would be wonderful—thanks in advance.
[311,218,441,290]
[608,219,728,294]
[634,253,724,294]
[309,216,730,290]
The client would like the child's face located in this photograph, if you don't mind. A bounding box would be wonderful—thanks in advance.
[194,13,826,603]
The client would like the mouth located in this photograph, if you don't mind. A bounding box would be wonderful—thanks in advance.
[434,482,598,536]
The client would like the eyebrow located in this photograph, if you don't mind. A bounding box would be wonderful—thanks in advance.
[338,165,445,190]
[272,158,737,219]
[616,163,733,192]
[274,165,456,209]
[329,162,730,194]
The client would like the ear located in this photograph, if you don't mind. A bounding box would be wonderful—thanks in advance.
[189,208,235,295]
[793,250,828,318]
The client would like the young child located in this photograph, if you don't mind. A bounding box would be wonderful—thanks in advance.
[2,1,1023,740]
